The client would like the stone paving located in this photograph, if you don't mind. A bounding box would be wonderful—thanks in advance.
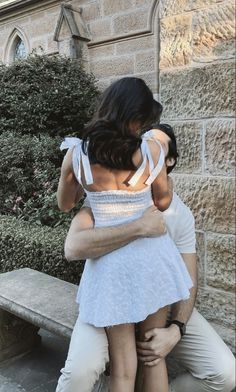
[0,329,69,392]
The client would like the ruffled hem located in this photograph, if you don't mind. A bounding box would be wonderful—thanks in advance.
[77,285,192,328]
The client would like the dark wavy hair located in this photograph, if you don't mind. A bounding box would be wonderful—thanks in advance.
[152,123,179,174]
[82,77,163,170]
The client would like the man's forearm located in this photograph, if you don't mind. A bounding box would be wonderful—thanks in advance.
[171,286,198,324]
[65,219,144,260]
[65,205,165,261]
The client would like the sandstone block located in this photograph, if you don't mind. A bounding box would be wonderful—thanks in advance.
[0,29,11,47]
[196,231,205,286]
[102,0,134,16]
[113,9,148,35]
[193,1,236,62]
[135,51,155,73]
[173,176,235,234]
[90,55,134,78]
[115,36,154,54]
[160,14,192,68]
[28,21,54,38]
[135,0,151,6]
[133,72,157,91]
[31,37,47,52]
[159,0,190,18]
[160,0,225,17]
[205,119,235,176]
[196,287,235,328]
[95,77,113,91]
[170,121,202,174]
[47,36,59,54]
[89,18,112,40]
[206,233,235,292]
[29,9,46,22]
[81,2,101,22]
[190,0,227,11]
[160,61,235,119]
[89,44,115,59]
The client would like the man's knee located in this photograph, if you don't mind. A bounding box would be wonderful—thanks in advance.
[213,360,235,392]
[205,359,235,392]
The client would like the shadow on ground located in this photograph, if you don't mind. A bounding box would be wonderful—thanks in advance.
[0,329,69,392]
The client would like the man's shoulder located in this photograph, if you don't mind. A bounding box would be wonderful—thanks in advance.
[165,191,193,218]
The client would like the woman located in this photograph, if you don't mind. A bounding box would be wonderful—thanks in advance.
[57,77,192,392]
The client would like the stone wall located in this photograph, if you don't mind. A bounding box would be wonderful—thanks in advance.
[0,1,60,62]
[0,0,235,351]
[80,0,160,92]
[159,0,235,351]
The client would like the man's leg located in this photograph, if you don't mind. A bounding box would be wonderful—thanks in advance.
[170,308,235,392]
[56,316,109,392]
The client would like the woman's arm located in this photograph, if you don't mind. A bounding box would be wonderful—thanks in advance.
[57,148,84,212]
[148,140,173,211]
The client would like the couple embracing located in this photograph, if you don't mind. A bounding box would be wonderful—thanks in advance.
[56,77,235,392]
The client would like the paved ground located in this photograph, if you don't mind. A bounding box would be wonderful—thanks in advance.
[0,329,69,392]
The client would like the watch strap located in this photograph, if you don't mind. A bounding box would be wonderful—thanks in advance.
[168,320,186,337]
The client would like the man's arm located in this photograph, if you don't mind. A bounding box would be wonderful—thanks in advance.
[136,252,198,366]
[65,206,166,261]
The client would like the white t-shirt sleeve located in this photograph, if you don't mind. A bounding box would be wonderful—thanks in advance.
[174,208,196,254]
[163,193,196,254]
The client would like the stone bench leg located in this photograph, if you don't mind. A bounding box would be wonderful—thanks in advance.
[0,309,41,363]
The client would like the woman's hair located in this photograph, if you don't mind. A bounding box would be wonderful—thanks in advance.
[155,123,179,174]
[82,77,163,170]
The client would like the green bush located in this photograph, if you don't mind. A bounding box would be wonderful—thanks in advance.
[0,54,99,137]
[0,131,83,226]
[0,215,84,283]
[0,54,98,225]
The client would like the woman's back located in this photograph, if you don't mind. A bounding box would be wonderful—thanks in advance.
[83,147,150,193]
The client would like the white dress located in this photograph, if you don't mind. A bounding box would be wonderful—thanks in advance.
[60,132,193,327]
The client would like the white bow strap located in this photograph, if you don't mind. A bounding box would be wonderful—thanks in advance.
[145,139,165,186]
[127,134,165,187]
[60,137,94,185]
[60,137,81,151]
[81,141,94,185]
[128,141,148,187]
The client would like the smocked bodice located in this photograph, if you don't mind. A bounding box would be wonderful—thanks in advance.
[86,187,153,227]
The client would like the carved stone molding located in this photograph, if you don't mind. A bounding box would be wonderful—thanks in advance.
[54,3,91,43]
[88,0,159,48]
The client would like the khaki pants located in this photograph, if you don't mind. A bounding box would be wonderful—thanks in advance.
[56,309,235,392]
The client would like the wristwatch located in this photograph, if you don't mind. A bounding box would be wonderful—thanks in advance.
[168,320,186,337]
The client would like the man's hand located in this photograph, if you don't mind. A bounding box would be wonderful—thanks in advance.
[136,324,181,367]
[139,206,166,237]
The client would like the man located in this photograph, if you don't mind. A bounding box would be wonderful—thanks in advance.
[56,125,235,392]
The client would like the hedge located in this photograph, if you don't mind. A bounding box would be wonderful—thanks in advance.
[0,215,84,284]
[0,54,99,137]
[0,131,83,227]
[0,54,99,226]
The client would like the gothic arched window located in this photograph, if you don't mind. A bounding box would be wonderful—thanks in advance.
[13,37,27,61]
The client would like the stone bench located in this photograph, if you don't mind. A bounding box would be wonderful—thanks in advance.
[0,267,185,391]
[0,267,79,363]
